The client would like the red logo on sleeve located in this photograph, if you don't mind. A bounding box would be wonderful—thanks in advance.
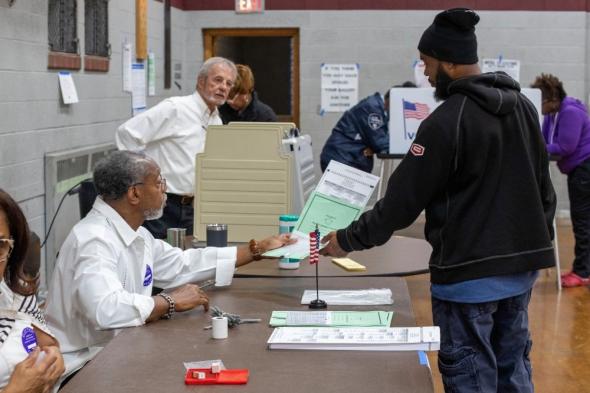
[410,143,425,156]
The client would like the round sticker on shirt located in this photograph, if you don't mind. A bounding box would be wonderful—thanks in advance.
[143,264,153,287]
[368,113,384,130]
[21,327,38,353]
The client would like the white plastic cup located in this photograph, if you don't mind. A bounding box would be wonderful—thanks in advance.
[211,316,228,339]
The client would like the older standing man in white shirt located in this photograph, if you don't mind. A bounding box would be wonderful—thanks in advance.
[44,151,293,385]
[116,57,237,239]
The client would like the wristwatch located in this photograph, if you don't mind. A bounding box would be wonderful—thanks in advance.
[249,239,262,261]
[158,292,175,319]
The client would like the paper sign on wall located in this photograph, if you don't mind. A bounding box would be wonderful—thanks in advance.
[148,52,156,96]
[122,42,132,92]
[482,58,520,83]
[58,72,79,104]
[320,63,359,113]
[413,60,430,88]
[131,63,146,115]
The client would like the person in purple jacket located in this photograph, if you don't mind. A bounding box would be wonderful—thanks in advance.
[533,73,590,287]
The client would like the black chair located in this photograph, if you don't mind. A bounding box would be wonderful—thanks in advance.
[78,179,97,219]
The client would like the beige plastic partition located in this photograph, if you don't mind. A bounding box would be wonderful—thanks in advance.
[195,124,293,243]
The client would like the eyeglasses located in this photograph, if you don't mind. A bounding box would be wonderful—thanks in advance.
[133,176,167,191]
[0,238,14,260]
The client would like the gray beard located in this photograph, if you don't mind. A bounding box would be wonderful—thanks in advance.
[144,207,164,221]
[144,195,167,221]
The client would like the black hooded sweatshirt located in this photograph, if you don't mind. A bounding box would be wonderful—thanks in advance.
[337,72,557,284]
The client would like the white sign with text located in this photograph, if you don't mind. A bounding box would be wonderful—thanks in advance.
[320,63,359,113]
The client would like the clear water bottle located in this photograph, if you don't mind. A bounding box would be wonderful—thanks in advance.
[278,215,299,269]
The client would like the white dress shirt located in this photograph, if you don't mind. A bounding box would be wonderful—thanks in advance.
[0,281,53,388]
[45,197,237,378]
[116,92,222,195]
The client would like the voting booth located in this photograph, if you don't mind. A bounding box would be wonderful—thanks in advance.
[388,87,542,155]
[229,122,316,215]
[194,123,316,243]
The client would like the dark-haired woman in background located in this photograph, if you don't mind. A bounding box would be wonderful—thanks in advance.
[0,189,64,392]
[532,74,590,287]
[219,64,278,124]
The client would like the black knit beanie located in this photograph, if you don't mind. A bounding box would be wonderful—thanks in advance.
[418,8,480,64]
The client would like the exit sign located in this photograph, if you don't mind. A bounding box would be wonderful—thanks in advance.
[235,0,264,13]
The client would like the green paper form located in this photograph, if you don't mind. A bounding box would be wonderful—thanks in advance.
[296,193,362,235]
[261,193,362,259]
[269,311,393,327]
[262,161,380,260]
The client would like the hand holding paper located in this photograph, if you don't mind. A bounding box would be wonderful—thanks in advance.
[319,231,348,257]
[262,161,379,260]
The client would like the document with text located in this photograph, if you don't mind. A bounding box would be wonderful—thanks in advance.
[263,161,379,259]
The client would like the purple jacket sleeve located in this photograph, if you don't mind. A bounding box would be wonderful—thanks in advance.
[547,107,585,156]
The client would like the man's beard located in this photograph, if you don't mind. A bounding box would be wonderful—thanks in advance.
[203,91,226,107]
[144,195,167,221]
[434,65,453,101]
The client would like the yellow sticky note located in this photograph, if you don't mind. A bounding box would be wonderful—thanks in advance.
[332,258,367,272]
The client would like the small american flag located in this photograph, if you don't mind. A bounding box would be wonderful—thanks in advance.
[403,99,430,120]
[309,228,320,264]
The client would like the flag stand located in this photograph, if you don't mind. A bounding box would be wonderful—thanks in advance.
[309,224,327,309]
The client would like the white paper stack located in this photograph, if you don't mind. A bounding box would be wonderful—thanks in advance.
[267,326,440,351]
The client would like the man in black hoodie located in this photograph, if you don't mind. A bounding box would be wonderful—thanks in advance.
[320,8,556,393]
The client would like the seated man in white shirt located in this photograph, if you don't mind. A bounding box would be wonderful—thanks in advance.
[116,57,237,239]
[44,150,294,383]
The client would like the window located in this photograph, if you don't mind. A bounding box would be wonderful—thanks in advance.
[84,0,110,71]
[85,0,109,57]
[48,0,80,69]
[48,0,78,54]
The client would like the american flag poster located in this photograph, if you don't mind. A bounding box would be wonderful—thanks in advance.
[403,100,430,120]
[388,88,441,155]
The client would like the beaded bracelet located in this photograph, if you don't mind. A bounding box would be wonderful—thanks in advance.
[249,239,262,261]
[158,292,175,319]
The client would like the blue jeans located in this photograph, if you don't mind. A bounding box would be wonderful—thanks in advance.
[432,290,533,393]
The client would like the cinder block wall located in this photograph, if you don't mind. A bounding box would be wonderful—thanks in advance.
[0,4,582,270]
[0,0,190,251]
[187,9,582,217]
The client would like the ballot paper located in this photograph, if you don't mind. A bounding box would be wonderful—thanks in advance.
[267,326,440,351]
[269,311,393,327]
[263,161,379,259]
[301,289,393,305]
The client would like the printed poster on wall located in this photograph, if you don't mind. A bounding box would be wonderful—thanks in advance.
[320,63,359,114]
[413,60,430,88]
[482,58,520,83]
[388,87,543,155]
[148,52,156,96]
[58,71,79,104]
[122,42,132,92]
[131,62,147,116]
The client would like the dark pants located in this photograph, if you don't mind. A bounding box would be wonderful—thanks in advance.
[568,159,590,277]
[142,193,194,239]
[432,290,533,393]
